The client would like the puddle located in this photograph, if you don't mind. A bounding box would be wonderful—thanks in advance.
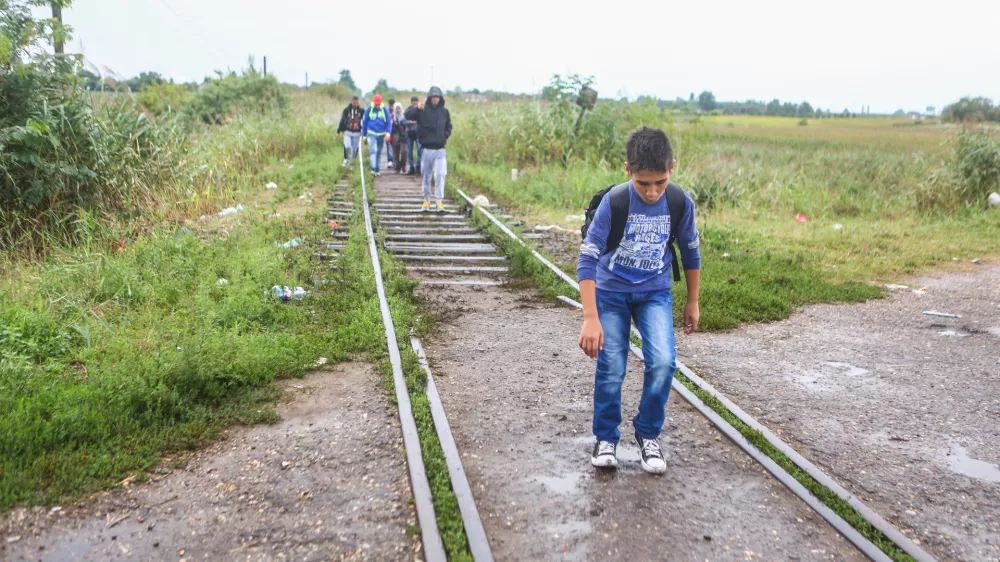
[789,362,869,392]
[533,472,585,495]
[824,362,869,377]
[947,445,1000,483]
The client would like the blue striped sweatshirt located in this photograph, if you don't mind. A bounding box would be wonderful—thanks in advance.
[577,181,701,292]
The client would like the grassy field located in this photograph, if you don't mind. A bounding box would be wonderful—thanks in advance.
[448,104,1000,330]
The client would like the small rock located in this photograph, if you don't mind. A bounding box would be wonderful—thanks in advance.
[558,415,568,421]
[281,461,291,469]
[972,258,981,264]
[6,536,21,543]
[703,534,712,541]
[153,542,159,548]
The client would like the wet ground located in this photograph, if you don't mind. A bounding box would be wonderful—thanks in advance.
[1,363,420,562]
[680,263,1000,562]
[418,282,866,561]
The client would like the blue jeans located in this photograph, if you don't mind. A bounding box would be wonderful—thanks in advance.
[386,139,394,164]
[367,134,385,172]
[407,136,421,172]
[593,289,676,443]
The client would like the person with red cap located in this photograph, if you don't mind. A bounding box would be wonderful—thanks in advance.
[361,94,392,176]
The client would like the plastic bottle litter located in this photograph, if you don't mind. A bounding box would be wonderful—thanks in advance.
[989,192,1000,208]
[291,287,307,301]
[216,278,229,286]
[511,168,519,181]
[266,182,278,190]
[923,311,961,318]
[276,238,302,248]
[972,258,982,264]
[218,204,244,217]
[272,285,291,301]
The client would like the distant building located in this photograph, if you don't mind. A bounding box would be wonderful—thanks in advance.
[906,111,924,120]
[462,93,488,104]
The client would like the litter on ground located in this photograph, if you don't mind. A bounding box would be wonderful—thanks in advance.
[923,311,961,318]
[795,213,808,223]
[266,182,278,189]
[218,205,244,217]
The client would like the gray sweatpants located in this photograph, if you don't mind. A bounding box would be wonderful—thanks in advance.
[421,148,447,203]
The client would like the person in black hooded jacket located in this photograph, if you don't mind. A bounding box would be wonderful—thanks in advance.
[336,96,364,165]
[417,86,452,211]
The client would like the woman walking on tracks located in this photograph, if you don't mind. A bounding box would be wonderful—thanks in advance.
[417,86,452,211]
[577,127,702,474]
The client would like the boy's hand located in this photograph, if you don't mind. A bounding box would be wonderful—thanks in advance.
[683,301,700,335]
[579,317,604,359]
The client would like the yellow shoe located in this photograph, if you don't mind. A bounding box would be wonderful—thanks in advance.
[422,200,430,211]
[436,202,444,212]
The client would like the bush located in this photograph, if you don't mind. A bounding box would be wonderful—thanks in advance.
[184,68,289,125]
[136,82,193,115]
[952,130,1000,203]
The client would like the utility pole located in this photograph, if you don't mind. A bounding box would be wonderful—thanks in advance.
[430,65,433,86]
[51,2,63,54]
[263,56,267,76]
[305,72,309,87]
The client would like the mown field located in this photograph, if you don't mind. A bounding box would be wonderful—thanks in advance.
[446,98,1000,329]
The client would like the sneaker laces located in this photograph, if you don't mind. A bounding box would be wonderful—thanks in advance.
[640,438,662,459]
[597,441,616,456]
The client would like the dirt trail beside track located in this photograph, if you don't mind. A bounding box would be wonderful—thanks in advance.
[681,264,1000,562]
[418,282,865,561]
[1,363,421,562]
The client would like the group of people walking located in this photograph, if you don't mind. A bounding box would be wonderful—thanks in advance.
[337,87,452,211]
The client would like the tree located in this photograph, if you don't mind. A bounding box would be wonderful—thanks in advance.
[942,97,997,123]
[338,69,357,92]
[371,78,391,96]
[766,99,781,115]
[797,101,814,118]
[697,90,716,112]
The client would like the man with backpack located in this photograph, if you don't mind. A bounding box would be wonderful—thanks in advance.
[336,96,364,166]
[577,127,701,475]
[361,94,392,176]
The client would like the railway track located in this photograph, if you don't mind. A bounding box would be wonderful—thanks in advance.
[345,147,935,562]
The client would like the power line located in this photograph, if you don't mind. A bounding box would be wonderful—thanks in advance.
[153,0,242,65]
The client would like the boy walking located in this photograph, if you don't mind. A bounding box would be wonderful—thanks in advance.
[577,127,701,474]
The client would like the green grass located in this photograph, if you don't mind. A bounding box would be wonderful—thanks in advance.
[455,177,884,331]
[0,147,348,509]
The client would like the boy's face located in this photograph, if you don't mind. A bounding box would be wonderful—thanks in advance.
[626,161,676,205]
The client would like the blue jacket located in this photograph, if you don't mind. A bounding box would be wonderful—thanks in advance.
[361,104,392,136]
[578,181,700,292]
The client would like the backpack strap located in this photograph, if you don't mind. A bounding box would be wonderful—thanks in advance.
[665,182,686,283]
[604,182,631,255]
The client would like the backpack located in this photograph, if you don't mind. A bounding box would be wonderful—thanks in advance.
[581,182,688,282]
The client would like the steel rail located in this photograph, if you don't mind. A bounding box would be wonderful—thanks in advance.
[358,157,447,562]
[411,336,495,562]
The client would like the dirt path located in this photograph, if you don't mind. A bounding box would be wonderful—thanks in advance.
[1,363,420,562]
[418,283,866,562]
[680,264,1000,562]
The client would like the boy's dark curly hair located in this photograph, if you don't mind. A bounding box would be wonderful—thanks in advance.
[626,127,674,173]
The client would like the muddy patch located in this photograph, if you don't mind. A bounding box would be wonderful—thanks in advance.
[1,363,420,562]
[681,263,1000,561]
[418,282,865,562]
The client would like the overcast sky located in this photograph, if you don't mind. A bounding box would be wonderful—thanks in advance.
[52,0,999,114]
